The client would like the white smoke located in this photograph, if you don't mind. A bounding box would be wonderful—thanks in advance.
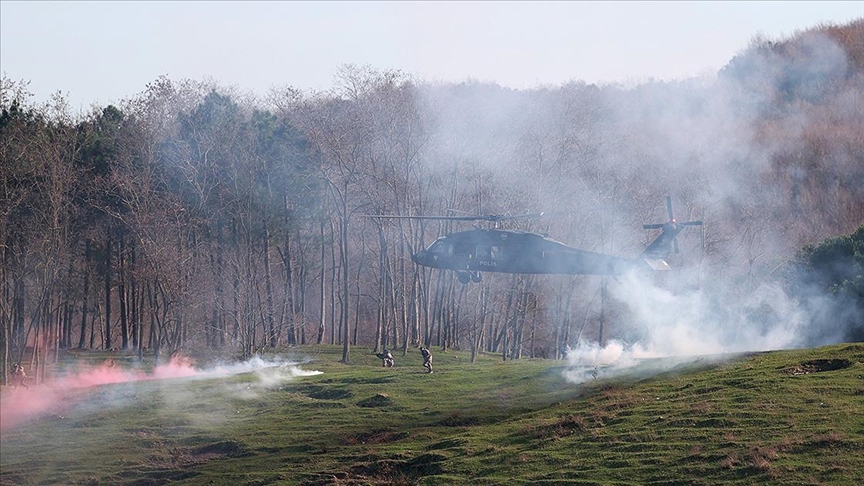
[221,356,324,399]
[195,355,323,387]
[563,269,810,384]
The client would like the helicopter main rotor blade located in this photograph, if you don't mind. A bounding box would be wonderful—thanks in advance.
[506,212,547,220]
[364,212,562,223]
[681,220,703,226]
[363,215,485,221]
[643,223,665,229]
[666,196,675,221]
[674,237,680,254]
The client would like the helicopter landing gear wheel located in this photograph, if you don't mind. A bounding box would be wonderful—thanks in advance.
[457,271,471,284]
[471,272,482,283]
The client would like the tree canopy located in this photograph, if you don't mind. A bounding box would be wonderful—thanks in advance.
[2,20,863,381]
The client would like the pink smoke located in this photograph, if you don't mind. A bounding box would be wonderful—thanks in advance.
[0,356,201,432]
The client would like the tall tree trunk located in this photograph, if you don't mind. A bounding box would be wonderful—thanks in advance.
[118,234,129,350]
[147,282,156,355]
[278,240,293,346]
[216,224,226,347]
[340,209,351,363]
[62,300,71,350]
[352,227,368,346]
[281,199,297,346]
[13,269,25,359]
[398,232,409,355]
[263,221,277,348]
[375,224,388,351]
[137,273,145,360]
[104,230,112,350]
[317,220,327,344]
[89,304,97,349]
[130,238,138,351]
[329,218,337,345]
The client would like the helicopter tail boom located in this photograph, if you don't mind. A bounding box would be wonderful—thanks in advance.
[641,258,672,271]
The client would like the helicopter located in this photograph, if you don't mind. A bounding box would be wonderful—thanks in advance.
[365,196,703,284]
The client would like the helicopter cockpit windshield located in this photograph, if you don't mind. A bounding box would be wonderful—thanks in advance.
[429,240,453,256]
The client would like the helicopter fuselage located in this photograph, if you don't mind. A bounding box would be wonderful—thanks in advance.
[371,196,699,282]
[411,228,654,276]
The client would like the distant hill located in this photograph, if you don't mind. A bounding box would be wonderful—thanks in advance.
[718,18,864,243]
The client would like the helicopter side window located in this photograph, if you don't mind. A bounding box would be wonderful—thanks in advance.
[476,245,490,260]
[451,241,473,258]
[476,245,503,260]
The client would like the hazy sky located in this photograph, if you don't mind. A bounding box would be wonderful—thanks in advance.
[1,1,862,111]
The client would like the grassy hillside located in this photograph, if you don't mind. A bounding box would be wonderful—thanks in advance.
[1,344,862,485]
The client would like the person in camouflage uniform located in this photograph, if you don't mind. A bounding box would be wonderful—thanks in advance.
[376,349,395,368]
[420,347,433,374]
[9,363,30,389]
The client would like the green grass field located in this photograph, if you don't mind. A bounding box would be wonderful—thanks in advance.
[1,343,862,485]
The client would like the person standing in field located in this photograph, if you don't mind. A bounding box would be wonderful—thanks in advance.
[420,347,433,374]
[9,363,30,389]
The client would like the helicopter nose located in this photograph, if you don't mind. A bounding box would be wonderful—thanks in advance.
[412,250,427,265]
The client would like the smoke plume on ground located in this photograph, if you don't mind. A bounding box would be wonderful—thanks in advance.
[563,269,811,384]
[0,355,321,432]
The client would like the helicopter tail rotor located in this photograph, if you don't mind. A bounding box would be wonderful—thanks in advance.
[641,196,703,258]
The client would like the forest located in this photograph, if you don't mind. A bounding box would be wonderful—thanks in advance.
[2,19,862,383]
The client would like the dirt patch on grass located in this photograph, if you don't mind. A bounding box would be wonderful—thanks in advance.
[428,437,469,450]
[350,454,446,482]
[145,439,251,474]
[521,414,589,441]
[191,440,250,459]
[435,415,478,427]
[345,429,410,445]
[433,411,496,427]
[301,453,446,486]
[783,359,853,375]
[356,393,392,407]
[301,400,348,409]
[121,469,199,485]
[839,344,864,353]
[303,385,354,400]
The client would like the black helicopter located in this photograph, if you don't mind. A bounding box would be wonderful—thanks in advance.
[366,197,702,284]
